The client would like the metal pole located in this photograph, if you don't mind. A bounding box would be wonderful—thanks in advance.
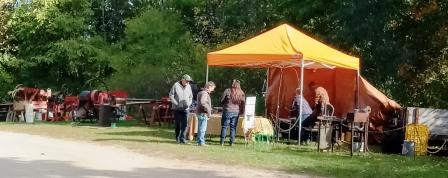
[206,65,209,83]
[265,68,269,118]
[275,68,283,142]
[356,63,360,109]
[298,59,304,145]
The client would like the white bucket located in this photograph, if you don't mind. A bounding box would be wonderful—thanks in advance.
[35,112,42,121]
[25,103,34,123]
[19,112,24,122]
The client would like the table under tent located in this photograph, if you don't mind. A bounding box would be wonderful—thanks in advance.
[206,24,401,146]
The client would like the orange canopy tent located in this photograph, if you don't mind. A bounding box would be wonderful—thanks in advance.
[207,24,400,142]
[208,24,359,69]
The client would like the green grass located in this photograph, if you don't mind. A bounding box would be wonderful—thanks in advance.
[0,121,447,178]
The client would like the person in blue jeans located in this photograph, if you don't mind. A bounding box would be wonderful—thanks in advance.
[196,81,216,146]
[169,74,193,144]
[220,80,245,146]
[292,88,313,144]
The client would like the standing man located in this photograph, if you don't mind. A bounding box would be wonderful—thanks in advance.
[196,81,216,146]
[169,74,193,144]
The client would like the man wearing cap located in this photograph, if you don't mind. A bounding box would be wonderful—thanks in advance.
[169,74,194,144]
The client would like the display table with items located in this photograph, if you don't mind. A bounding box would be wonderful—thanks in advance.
[310,106,371,155]
[187,113,274,141]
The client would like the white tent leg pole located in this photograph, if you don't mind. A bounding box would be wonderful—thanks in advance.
[265,68,269,118]
[206,65,209,83]
[356,69,360,108]
[276,68,283,142]
[298,59,304,145]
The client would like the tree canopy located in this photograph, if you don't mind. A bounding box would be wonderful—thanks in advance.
[0,0,446,109]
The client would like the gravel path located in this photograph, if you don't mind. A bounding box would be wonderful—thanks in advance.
[0,131,311,178]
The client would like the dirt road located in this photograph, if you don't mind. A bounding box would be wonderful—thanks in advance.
[0,132,309,178]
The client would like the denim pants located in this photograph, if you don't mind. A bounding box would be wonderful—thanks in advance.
[299,114,311,142]
[174,110,188,143]
[197,113,208,145]
[220,112,239,145]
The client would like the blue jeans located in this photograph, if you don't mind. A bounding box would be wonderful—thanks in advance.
[299,114,311,143]
[220,112,239,145]
[197,113,208,145]
[299,114,311,122]
[174,110,188,143]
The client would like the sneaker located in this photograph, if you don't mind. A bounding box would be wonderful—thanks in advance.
[180,142,191,145]
[198,144,208,147]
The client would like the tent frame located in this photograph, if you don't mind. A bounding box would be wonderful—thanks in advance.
[206,58,360,144]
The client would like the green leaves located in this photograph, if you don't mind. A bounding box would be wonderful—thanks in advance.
[0,0,446,109]
[107,9,206,98]
[18,38,113,93]
[0,0,15,53]
[3,0,112,95]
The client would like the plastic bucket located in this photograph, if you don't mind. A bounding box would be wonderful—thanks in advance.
[19,113,24,122]
[98,105,114,127]
[25,103,34,123]
[35,112,42,121]
[352,142,364,152]
[402,140,415,157]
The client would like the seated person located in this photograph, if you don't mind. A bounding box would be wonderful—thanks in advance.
[309,82,330,115]
[301,82,331,141]
[291,88,313,144]
[292,88,313,121]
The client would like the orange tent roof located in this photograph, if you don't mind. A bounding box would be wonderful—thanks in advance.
[207,24,359,70]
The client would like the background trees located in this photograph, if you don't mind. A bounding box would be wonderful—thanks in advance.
[0,0,446,109]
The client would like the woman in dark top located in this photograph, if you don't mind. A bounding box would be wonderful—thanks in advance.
[220,80,245,146]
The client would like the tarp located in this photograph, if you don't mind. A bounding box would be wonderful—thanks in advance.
[208,24,359,70]
[267,68,401,142]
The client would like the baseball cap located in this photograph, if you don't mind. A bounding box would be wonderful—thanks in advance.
[182,74,193,82]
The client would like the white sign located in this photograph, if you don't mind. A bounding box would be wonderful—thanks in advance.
[243,97,256,129]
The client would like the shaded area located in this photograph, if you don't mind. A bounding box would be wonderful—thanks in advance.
[0,157,232,178]
[99,129,248,146]
[271,147,448,178]
[2,123,448,178]
[97,126,448,177]
[100,129,175,141]
[93,138,176,144]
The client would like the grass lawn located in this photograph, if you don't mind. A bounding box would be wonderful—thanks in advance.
[0,121,447,178]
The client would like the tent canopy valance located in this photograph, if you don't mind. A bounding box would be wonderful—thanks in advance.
[207,24,359,70]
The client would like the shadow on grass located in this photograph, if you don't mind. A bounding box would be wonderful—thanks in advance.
[70,121,448,178]
[101,129,174,139]
[33,120,158,128]
[93,138,177,144]
[288,156,448,178]
[75,120,152,128]
[273,147,448,178]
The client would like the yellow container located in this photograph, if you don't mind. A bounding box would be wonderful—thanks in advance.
[344,132,351,142]
[405,124,429,156]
